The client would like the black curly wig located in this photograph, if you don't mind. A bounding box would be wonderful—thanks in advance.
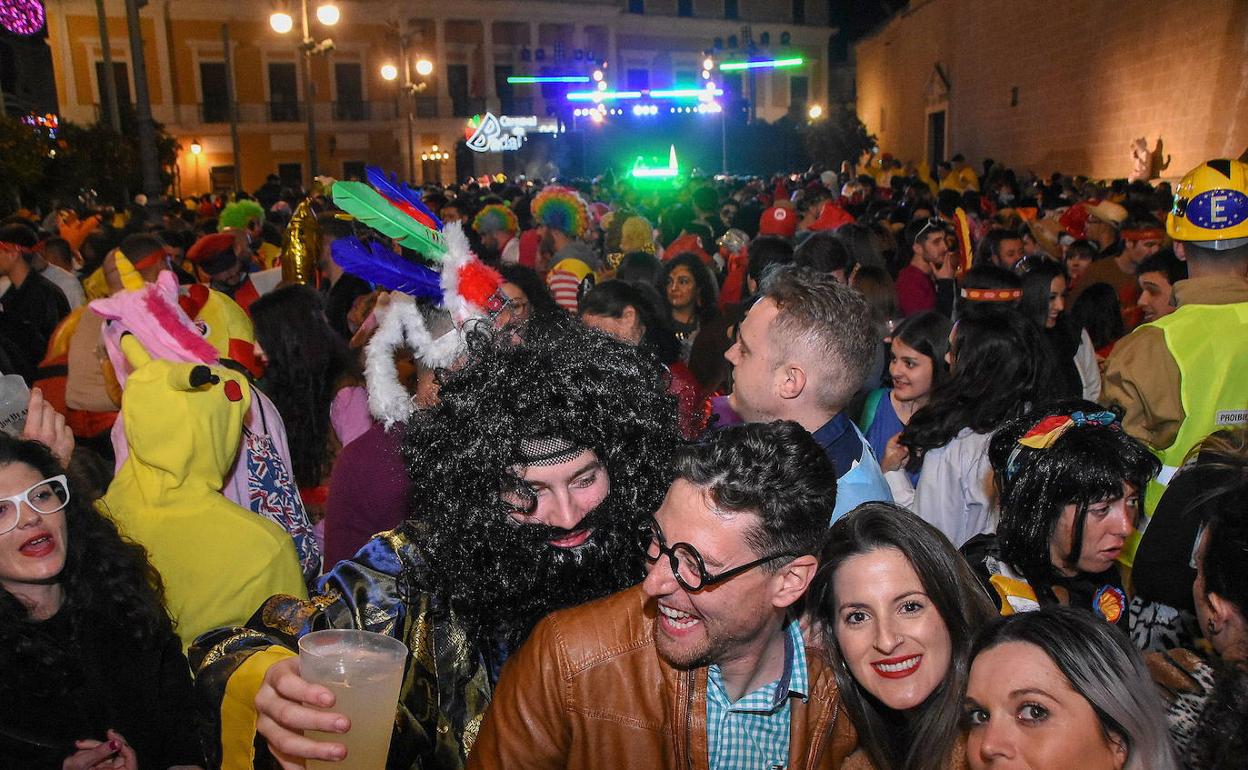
[399,312,681,644]
[0,435,172,695]
[989,399,1160,596]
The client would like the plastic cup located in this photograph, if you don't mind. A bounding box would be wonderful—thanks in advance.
[0,375,30,438]
[299,629,408,770]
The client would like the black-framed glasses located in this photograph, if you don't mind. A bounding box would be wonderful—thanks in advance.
[640,518,795,591]
[0,475,70,535]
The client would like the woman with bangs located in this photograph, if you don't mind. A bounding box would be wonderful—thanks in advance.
[961,399,1160,629]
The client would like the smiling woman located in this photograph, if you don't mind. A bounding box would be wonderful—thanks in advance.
[809,502,995,770]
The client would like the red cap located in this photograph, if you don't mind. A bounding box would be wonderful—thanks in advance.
[758,207,797,238]
[187,232,240,274]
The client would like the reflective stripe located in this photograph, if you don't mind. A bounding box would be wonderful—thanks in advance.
[1157,464,1181,487]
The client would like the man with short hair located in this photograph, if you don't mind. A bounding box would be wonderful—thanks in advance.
[725,266,892,518]
[973,228,1025,270]
[467,421,859,770]
[1135,249,1187,324]
[1072,213,1165,329]
[192,315,680,769]
[896,216,956,317]
[0,222,71,374]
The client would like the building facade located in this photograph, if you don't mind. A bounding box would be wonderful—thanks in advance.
[46,0,834,195]
[854,0,1248,180]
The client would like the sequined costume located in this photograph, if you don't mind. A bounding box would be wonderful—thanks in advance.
[190,527,497,770]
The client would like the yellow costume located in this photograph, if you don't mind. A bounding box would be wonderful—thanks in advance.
[101,336,306,651]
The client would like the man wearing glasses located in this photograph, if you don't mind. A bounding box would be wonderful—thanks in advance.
[896,216,956,317]
[468,421,859,769]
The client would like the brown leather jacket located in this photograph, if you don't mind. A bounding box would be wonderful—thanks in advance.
[467,585,858,770]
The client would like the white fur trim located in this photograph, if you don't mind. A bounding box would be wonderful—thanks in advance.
[364,294,464,428]
[438,221,487,324]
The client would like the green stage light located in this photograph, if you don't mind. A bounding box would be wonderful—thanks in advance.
[718,57,804,72]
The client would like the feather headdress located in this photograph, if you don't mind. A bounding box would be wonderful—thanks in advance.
[330,166,504,427]
[532,186,590,236]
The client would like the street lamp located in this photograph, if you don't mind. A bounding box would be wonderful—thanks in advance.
[383,31,433,182]
[271,0,341,180]
[808,104,823,120]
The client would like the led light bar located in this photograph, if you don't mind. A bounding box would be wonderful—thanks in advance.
[718,57,804,72]
[566,87,721,102]
[567,90,643,101]
[507,75,591,84]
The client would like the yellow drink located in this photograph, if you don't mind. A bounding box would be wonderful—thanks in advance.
[300,630,408,770]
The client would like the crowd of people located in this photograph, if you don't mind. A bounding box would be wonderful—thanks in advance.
[0,149,1246,770]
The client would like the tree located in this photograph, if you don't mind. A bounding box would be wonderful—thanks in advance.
[47,112,180,208]
[0,115,51,213]
[800,106,876,173]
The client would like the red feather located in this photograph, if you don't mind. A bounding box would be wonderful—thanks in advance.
[456,260,503,309]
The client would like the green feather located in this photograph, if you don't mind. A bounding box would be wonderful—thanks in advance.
[331,181,447,258]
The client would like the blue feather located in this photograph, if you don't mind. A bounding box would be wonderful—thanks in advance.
[365,166,444,231]
[330,237,443,301]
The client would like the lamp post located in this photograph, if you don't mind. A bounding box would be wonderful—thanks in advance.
[271,0,339,182]
[380,33,432,182]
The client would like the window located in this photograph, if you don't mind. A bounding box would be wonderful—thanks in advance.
[209,165,236,195]
[927,110,946,170]
[447,64,473,117]
[495,65,516,113]
[792,0,805,24]
[626,68,649,91]
[334,62,365,120]
[268,62,300,121]
[789,75,808,109]
[677,0,692,16]
[199,61,229,123]
[724,0,738,19]
[94,60,131,117]
[278,162,304,191]
[342,160,366,180]
[628,0,644,14]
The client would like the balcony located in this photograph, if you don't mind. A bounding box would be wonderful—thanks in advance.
[331,100,399,122]
[451,96,485,118]
[268,100,304,122]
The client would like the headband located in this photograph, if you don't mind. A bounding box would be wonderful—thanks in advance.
[1122,228,1165,241]
[1005,410,1118,481]
[960,287,1022,302]
[517,436,584,467]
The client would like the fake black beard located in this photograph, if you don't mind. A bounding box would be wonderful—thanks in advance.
[412,492,646,649]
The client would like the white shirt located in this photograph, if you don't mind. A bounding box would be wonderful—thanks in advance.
[1075,328,1101,401]
[885,427,996,547]
[500,236,520,266]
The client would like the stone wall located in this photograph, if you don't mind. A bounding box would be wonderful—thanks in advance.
[854,0,1248,179]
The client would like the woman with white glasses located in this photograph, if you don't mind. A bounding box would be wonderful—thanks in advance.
[0,433,203,770]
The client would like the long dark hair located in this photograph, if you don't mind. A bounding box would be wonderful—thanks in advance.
[972,608,1178,770]
[891,311,951,391]
[579,279,682,365]
[810,502,995,770]
[499,263,561,322]
[658,252,719,324]
[900,310,1050,472]
[251,284,357,488]
[0,436,171,694]
[988,400,1159,598]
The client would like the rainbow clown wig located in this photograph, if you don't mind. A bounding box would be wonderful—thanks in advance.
[532,186,589,237]
[472,204,519,236]
[219,199,265,231]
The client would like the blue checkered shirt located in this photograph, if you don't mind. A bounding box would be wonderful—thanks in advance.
[705,616,808,770]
